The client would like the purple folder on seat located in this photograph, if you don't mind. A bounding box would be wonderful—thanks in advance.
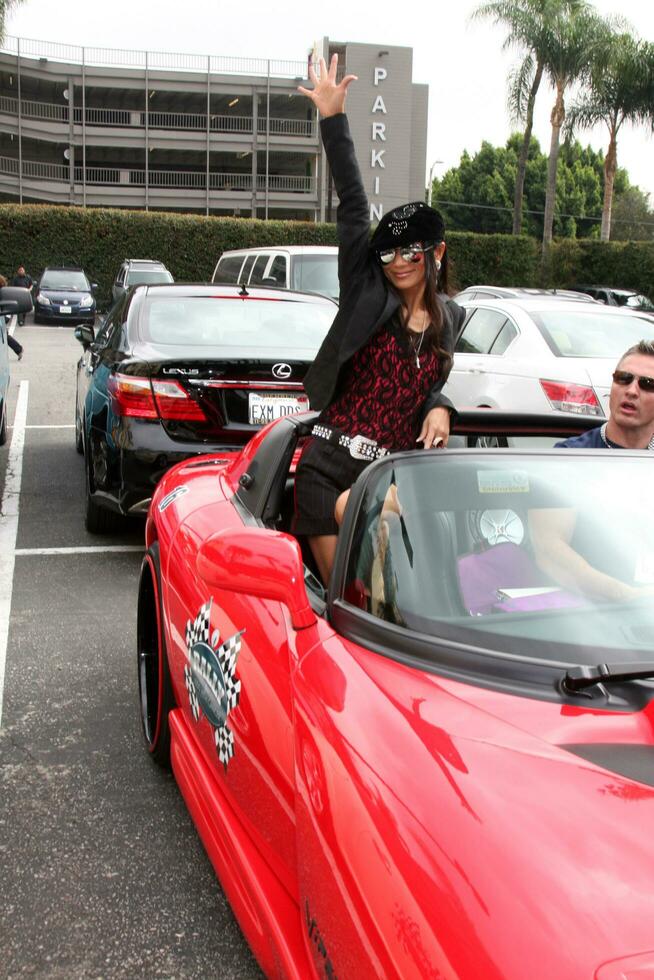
[457,542,585,615]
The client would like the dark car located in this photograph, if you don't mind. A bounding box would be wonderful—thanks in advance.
[569,285,654,311]
[112,258,174,303]
[74,282,336,532]
[34,266,98,324]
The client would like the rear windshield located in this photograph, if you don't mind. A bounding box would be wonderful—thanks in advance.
[291,255,339,301]
[140,294,335,349]
[126,269,173,286]
[40,270,90,291]
[532,309,654,357]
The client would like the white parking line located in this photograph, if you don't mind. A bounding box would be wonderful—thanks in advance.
[0,381,29,727]
[15,546,143,555]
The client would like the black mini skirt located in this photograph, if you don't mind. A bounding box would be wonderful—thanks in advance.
[293,437,371,537]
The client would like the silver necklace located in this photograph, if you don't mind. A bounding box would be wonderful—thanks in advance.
[409,310,428,369]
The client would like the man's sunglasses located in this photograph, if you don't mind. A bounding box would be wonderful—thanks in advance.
[377,243,434,265]
[612,370,654,392]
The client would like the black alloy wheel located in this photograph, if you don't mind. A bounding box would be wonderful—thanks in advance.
[137,543,174,768]
[0,401,6,446]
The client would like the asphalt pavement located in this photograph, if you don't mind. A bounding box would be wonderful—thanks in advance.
[0,315,261,979]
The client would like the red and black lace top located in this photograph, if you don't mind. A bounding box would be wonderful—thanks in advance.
[321,321,440,451]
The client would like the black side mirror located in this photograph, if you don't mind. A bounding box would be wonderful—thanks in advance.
[75,324,95,348]
[0,286,33,314]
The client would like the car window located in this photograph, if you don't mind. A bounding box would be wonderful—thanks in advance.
[291,255,339,300]
[248,254,271,286]
[213,255,245,284]
[455,308,509,354]
[40,270,90,291]
[489,320,518,355]
[140,294,335,349]
[95,295,126,347]
[625,294,654,311]
[532,309,654,357]
[240,254,257,283]
[342,453,654,666]
[267,255,287,286]
[126,269,173,286]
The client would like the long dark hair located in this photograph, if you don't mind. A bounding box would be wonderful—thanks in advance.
[389,246,454,382]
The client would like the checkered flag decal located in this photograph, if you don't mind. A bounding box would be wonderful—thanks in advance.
[215,726,235,768]
[216,631,243,712]
[185,601,211,652]
[184,665,200,721]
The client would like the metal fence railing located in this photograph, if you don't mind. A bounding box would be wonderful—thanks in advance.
[0,36,312,79]
[0,95,318,139]
[0,156,317,194]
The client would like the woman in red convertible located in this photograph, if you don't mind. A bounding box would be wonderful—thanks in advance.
[294,54,465,583]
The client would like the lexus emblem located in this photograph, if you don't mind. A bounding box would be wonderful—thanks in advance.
[272,363,292,380]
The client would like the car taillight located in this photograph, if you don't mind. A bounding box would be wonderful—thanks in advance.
[539,379,603,416]
[108,374,206,421]
[108,374,158,418]
[151,379,206,421]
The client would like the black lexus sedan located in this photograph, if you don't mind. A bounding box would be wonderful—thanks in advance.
[34,266,98,324]
[74,282,336,532]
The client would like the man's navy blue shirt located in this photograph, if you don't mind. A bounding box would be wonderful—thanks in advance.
[555,426,612,449]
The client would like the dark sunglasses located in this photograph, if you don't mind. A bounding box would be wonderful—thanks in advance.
[377,243,434,265]
[612,370,654,392]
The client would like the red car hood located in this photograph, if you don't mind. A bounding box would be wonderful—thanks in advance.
[294,632,654,980]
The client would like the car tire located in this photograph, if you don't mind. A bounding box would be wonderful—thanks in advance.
[84,443,123,534]
[137,543,174,768]
[0,402,6,446]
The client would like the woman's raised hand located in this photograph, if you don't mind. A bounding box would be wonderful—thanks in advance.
[297,53,358,118]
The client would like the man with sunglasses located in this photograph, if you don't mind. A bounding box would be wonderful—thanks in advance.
[555,341,654,450]
[529,341,654,603]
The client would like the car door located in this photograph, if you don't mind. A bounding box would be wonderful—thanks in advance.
[163,513,312,898]
[78,296,127,448]
[445,306,519,408]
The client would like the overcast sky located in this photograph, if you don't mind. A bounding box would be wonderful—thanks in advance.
[6,0,654,207]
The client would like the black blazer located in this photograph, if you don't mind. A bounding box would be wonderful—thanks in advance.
[303,113,464,416]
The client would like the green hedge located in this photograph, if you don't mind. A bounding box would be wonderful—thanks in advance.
[0,203,652,307]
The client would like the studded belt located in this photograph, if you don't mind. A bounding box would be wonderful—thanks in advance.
[311,423,390,461]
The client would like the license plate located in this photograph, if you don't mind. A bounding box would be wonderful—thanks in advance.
[59,307,71,313]
[248,392,308,425]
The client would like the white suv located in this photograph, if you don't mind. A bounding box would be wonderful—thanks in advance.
[212,246,339,301]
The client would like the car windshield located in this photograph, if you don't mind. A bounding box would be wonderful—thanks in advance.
[126,269,173,286]
[291,255,339,301]
[623,294,654,311]
[140,294,335,350]
[40,270,90,291]
[532,309,654,357]
[344,452,654,668]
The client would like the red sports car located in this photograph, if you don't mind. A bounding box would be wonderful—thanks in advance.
[137,411,654,979]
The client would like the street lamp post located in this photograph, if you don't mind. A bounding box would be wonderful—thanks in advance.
[427,159,444,208]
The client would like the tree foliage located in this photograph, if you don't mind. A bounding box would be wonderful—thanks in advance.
[431,133,634,241]
[0,1,23,42]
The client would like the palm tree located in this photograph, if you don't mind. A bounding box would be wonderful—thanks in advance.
[470,0,586,236]
[567,30,654,240]
[0,1,23,43]
[539,6,604,253]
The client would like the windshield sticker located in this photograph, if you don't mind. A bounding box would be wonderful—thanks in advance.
[184,600,244,770]
[478,470,530,494]
[158,485,189,512]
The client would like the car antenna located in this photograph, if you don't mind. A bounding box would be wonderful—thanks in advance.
[238,282,249,296]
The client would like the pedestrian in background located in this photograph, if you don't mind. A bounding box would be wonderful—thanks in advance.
[0,274,24,360]
[10,265,33,325]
